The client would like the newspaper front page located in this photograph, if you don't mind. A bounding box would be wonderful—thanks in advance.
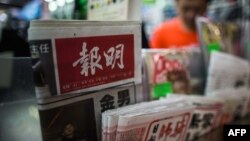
[28,21,142,98]
[38,83,142,141]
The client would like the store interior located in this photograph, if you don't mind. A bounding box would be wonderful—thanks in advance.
[0,0,250,141]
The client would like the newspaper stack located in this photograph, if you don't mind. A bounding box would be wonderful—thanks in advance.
[142,48,205,100]
[102,98,195,141]
[28,20,144,141]
[207,87,250,124]
[205,52,250,95]
[166,94,224,141]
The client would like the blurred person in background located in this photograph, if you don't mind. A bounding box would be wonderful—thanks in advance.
[150,0,211,48]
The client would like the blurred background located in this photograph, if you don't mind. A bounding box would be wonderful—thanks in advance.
[0,0,249,57]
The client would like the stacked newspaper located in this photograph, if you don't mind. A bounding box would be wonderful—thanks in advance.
[166,95,224,141]
[102,98,195,141]
[205,52,250,94]
[207,87,250,124]
[28,20,143,141]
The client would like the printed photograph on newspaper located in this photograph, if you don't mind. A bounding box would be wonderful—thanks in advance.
[39,98,97,141]
[38,83,138,141]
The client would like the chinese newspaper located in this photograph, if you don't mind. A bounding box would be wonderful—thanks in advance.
[28,20,143,141]
[28,20,142,98]
[102,97,195,141]
[205,52,250,94]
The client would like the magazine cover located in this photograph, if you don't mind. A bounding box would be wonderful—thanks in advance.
[143,49,191,99]
[28,21,142,98]
[143,48,205,99]
[38,83,141,141]
[196,17,242,70]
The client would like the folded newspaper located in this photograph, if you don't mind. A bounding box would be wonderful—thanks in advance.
[205,52,250,94]
[166,94,224,141]
[38,83,142,141]
[207,87,250,124]
[102,98,195,141]
[28,20,142,98]
[28,20,144,141]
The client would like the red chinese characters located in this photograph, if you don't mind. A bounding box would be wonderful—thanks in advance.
[152,54,190,94]
[153,54,184,84]
[146,113,191,141]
